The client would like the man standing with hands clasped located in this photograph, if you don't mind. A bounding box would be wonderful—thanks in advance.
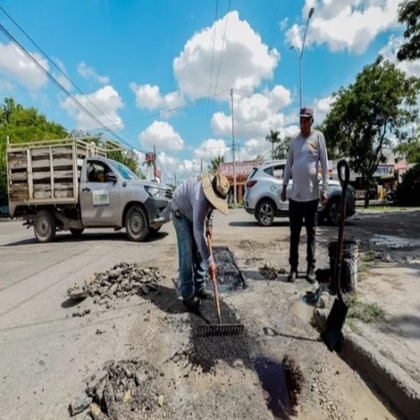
[281,106,329,284]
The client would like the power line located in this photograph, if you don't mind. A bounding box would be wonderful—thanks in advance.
[208,0,232,126]
[0,19,140,154]
[88,88,232,131]
[0,5,133,146]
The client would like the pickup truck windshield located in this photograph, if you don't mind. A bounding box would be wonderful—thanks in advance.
[109,159,139,180]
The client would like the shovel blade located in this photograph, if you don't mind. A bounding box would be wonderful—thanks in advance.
[320,298,348,352]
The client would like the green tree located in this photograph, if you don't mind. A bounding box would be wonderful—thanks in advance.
[394,130,420,163]
[397,0,420,62]
[265,129,280,159]
[254,154,265,161]
[0,98,67,203]
[272,136,291,160]
[208,155,225,174]
[323,55,420,208]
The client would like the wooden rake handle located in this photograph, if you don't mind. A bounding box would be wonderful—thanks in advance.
[206,234,222,325]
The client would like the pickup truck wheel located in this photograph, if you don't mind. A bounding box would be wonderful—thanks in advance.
[69,228,84,237]
[256,199,276,227]
[326,198,341,226]
[34,210,56,243]
[125,205,149,242]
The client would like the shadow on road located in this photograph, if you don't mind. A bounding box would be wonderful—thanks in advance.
[229,220,290,228]
[1,231,169,247]
[61,297,84,309]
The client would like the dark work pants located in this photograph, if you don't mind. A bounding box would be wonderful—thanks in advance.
[288,198,319,272]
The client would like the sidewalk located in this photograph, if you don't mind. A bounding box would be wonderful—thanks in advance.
[356,262,420,384]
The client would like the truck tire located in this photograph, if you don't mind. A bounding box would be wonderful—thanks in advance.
[34,210,56,243]
[125,205,149,242]
[69,228,84,237]
[256,199,276,227]
[326,198,341,226]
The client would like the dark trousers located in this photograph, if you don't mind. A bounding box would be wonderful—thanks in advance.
[288,198,319,272]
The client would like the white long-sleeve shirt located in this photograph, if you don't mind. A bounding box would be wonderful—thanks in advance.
[283,129,329,202]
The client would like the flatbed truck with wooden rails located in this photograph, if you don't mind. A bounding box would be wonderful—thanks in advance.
[6,137,173,243]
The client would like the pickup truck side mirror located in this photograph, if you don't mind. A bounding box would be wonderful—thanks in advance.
[105,173,118,183]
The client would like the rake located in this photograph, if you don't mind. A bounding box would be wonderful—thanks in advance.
[195,236,245,337]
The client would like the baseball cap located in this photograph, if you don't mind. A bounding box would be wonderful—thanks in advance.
[299,106,313,118]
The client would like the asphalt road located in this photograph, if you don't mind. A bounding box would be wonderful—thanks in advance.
[1,208,417,420]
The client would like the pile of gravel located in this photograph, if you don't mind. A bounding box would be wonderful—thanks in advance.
[69,359,167,419]
[259,261,286,279]
[89,263,165,305]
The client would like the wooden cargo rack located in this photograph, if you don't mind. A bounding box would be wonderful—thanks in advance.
[6,137,122,205]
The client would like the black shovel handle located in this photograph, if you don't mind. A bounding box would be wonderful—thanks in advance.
[335,159,350,302]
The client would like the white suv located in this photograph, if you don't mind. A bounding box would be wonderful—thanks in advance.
[243,160,356,226]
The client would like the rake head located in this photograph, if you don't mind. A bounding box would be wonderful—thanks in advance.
[196,323,244,337]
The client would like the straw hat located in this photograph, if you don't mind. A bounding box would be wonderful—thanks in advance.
[202,173,230,216]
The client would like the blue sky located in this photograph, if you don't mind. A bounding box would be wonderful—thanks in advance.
[0,0,416,183]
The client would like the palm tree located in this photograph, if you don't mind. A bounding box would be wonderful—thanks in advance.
[265,129,280,160]
[208,155,225,174]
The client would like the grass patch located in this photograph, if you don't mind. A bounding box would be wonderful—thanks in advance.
[344,293,385,324]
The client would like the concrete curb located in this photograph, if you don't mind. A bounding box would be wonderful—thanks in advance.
[314,309,420,420]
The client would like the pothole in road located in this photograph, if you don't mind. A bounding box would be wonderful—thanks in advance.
[370,234,420,249]
[211,246,247,292]
[253,355,303,420]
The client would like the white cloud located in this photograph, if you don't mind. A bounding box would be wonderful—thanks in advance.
[155,151,201,183]
[313,95,335,121]
[53,58,72,91]
[279,18,289,31]
[238,125,300,161]
[129,83,185,111]
[173,10,280,99]
[286,0,401,54]
[0,42,49,91]
[60,85,124,130]
[211,85,292,138]
[139,121,184,151]
[380,34,420,77]
[193,138,230,160]
[77,61,109,84]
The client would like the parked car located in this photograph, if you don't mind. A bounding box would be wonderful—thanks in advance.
[0,205,9,218]
[244,160,356,226]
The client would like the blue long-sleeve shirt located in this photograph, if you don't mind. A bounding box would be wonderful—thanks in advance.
[170,175,214,265]
[283,129,329,202]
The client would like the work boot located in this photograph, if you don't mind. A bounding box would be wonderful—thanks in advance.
[195,288,214,300]
[306,266,316,284]
[183,296,201,314]
[287,269,297,283]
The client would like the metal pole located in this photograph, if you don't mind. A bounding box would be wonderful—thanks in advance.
[292,7,314,110]
[153,145,156,181]
[299,57,303,109]
[231,89,237,206]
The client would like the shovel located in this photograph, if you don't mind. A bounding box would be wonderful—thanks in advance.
[320,159,350,352]
[196,235,244,337]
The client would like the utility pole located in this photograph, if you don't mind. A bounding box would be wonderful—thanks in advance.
[153,145,156,182]
[230,88,237,206]
[174,173,177,187]
[200,158,203,174]
[290,7,314,109]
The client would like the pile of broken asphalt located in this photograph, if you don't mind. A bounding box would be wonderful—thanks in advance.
[68,358,168,419]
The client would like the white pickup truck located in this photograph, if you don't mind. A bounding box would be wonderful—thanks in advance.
[6,137,172,243]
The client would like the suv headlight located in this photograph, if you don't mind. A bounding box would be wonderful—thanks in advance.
[145,186,166,199]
